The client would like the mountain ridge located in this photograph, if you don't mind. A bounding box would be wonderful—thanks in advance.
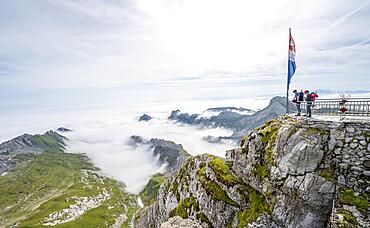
[134,116,370,228]
[0,131,138,227]
[168,96,295,141]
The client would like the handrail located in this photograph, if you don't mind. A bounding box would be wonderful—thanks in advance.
[290,98,370,118]
[314,98,370,101]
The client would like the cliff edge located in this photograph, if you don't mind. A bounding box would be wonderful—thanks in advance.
[134,116,370,228]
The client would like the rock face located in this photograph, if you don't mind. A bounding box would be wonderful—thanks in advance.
[0,131,66,174]
[131,136,192,207]
[139,114,152,121]
[130,136,191,174]
[134,116,370,228]
[160,216,203,228]
[169,96,295,141]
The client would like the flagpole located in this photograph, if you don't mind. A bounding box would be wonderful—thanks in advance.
[286,28,291,114]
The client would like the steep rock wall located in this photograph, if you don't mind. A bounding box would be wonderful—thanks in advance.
[134,116,370,228]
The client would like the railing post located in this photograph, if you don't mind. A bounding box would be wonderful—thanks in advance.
[307,98,370,118]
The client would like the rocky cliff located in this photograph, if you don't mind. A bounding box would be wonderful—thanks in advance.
[169,96,296,141]
[129,135,191,175]
[129,136,191,207]
[134,116,370,228]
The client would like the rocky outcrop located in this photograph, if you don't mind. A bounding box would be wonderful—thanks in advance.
[57,127,72,132]
[131,136,192,207]
[0,131,66,174]
[129,136,191,174]
[139,114,152,121]
[135,116,370,228]
[43,189,111,225]
[160,216,203,228]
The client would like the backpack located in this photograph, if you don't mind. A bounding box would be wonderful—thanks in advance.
[306,94,313,102]
[298,92,304,101]
[311,92,318,101]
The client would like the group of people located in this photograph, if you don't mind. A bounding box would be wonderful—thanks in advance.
[292,89,318,117]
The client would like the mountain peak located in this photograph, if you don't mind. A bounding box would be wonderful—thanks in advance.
[0,131,66,175]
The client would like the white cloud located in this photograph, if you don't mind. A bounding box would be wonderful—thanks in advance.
[1,0,369,95]
[65,116,235,194]
[0,99,243,193]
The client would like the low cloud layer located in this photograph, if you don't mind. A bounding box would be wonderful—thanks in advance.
[0,99,243,194]
[63,116,235,194]
[2,91,367,193]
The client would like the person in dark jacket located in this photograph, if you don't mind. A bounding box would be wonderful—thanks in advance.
[292,89,304,116]
[304,90,313,117]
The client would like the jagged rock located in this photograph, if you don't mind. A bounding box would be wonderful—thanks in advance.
[129,136,190,174]
[134,116,370,228]
[131,136,192,207]
[160,216,203,228]
[168,96,295,141]
[139,114,152,121]
[0,131,66,174]
[56,127,72,132]
[134,153,276,228]
[43,190,111,225]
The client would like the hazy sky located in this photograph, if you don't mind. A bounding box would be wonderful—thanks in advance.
[1,1,370,193]
[1,0,370,108]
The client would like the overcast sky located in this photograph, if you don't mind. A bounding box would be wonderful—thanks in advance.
[1,0,370,109]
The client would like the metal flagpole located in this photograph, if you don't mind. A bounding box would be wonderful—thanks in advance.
[286,28,291,114]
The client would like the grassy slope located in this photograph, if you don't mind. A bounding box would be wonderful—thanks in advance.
[0,134,138,228]
[139,173,166,206]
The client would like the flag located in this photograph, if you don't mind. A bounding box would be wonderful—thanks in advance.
[287,30,296,86]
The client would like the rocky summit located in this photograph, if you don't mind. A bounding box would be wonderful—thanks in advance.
[134,116,370,228]
[168,96,296,141]
[0,130,66,174]
[129,135,191,175]
[139,114,153,121]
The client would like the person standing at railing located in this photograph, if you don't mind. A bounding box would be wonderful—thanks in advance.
[305,90,313,117]
[310,92,319,102]
[292,89,304,116]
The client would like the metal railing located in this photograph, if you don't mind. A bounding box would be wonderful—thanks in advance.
[290,98,370,117]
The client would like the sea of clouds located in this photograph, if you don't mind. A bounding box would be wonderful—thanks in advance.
[2,91,368,193]
[63,117,236,193]
[0,97,270,193]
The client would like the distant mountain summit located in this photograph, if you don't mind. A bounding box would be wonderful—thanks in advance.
[129,135,190,175]
[0,130,65,154]
[139,114,152,121]
[0,130,66,174]
[169,96,295,140]
[56,127,72,132]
